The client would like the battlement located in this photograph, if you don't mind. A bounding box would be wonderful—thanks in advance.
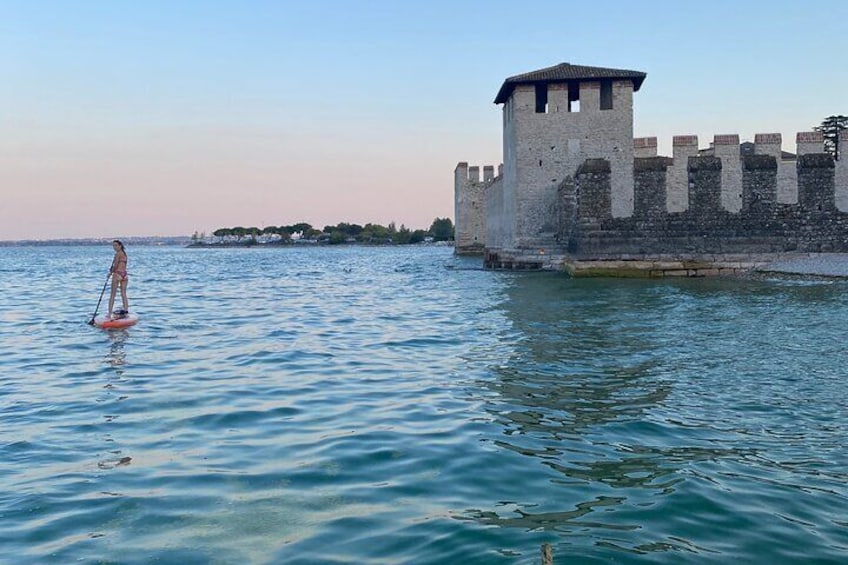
[633,137,657,149]
[634,137,657,158]
[459,61,848,273]
[673,135,698,147]
[797,131,824,143]
[455,162,504,256]
[454,162,503,184]
[755,133,781,145]
[714,134,740,145]
[643,131,830,157]
[560,150,848,259]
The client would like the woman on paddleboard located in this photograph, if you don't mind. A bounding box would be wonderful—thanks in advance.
[108,240,130,318]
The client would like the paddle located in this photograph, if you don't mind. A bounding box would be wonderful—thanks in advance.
[87,274,111,325]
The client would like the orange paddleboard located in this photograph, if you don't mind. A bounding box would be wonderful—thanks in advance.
[93,313,139,329]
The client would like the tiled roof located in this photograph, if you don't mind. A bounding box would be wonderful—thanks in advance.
[494,62,647,104]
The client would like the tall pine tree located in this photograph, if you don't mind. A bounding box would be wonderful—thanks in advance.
[814,115,848,160]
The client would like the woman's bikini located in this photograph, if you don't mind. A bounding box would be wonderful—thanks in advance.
[113,254,128,281]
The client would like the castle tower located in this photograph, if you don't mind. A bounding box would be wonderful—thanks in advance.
[454,162,489,255]
[492,62,646,251]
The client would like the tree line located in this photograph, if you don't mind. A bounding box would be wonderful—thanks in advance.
[199,218,454,245]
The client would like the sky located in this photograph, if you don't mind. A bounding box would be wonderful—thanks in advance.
[2,0,846,240]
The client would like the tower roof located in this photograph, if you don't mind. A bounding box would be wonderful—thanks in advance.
[494,62,647,104]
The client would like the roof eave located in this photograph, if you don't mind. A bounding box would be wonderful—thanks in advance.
[493,75,646,105]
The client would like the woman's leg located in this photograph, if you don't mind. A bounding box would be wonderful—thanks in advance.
[120,278,129,312]
[108,277,118,316]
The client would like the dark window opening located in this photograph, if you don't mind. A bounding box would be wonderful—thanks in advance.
[535,84,548,113]
[568,82,580,112]
[600,80,613,110]
[539,160,543,167]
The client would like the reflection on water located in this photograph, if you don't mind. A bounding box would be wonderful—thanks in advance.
[463,274,680,541]
[462,273,848,560]
[2,246,848,563]
[98,330,131,470]
[105,330,128,370]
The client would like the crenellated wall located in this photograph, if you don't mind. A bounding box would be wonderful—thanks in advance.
[454,162,501,255]
[668,135,698,213]
[457,63,848,274]
[562,149,848,259]
[478,130,848,272]
[754,133,796,204]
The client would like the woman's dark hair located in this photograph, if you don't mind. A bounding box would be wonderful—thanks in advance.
[113,239,125,251]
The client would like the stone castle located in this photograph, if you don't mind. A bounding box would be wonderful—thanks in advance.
[454,63,848,276]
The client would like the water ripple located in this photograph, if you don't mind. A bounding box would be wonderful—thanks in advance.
[1,247,847,562]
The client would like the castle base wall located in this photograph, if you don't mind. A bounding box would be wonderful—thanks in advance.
[482,153,848,276]
[483,249,839,278]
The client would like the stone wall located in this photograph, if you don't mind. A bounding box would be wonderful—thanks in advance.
[501,80,635,252]
[455,162,499,255]
[563,153,848,258]
[837,129,848,210]
[485,174,507,251]
[455,67,848,273]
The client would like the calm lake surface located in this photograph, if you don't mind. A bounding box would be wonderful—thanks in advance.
[1,245,847,564]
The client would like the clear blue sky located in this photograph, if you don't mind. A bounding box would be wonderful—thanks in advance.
[2,0,846,239]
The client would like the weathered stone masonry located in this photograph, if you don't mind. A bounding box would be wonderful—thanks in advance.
[455,62,848,275]
[454,163,500,255]
[568,153,846,257]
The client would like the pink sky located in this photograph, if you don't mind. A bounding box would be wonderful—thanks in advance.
[3,1,845,240]
[1,120,498,239]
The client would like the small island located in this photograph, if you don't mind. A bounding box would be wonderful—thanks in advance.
[188,218,455,247]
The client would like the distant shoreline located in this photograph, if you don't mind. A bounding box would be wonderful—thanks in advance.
[0,236,191,247]
[185,240,455,249]
[0,238,456,248]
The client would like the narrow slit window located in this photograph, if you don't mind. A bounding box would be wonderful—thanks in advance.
[600,80,613,110]
[535,84,548,114]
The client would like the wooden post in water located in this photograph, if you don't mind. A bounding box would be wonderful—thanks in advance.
[541,543,553,565]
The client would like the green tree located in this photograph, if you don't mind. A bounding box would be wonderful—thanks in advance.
[360,223,390,243]
[232,226,246,241]
[328,231,347,244]
[288,222,312,235]
[410,229,427,244]
[394,224,411,244]
[327,222,363,237]
[429,217,454,241]
[213,228,232,242]
[814,115,848,161]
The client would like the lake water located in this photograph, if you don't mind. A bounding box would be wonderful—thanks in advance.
[1,245,847,564]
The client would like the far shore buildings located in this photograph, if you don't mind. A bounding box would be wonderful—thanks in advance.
[454,63,848,276]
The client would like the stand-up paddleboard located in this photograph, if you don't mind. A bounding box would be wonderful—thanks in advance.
[93,313,139,329]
